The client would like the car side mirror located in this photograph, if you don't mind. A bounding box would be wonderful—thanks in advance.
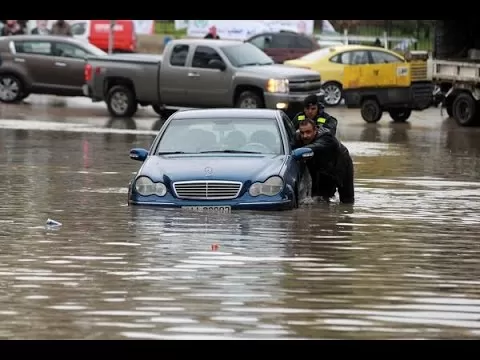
[129,148,149,161]
[292,147,314,161]
[208,59,226,71]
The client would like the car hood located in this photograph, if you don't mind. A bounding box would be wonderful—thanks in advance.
[140,154,287,183]
[240,64,320,81]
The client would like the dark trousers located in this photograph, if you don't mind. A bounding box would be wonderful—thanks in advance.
[311,151,355,204]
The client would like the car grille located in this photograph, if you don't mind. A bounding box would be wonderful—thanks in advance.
[173,181,242,200]
[410,61,428,82]
[289,78,322,95]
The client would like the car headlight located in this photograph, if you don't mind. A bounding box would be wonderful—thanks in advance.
[249,176,284,197]
[134,176,167,196]
[266,79,289,93]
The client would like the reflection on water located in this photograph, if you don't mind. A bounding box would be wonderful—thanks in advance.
[0,116,480,339]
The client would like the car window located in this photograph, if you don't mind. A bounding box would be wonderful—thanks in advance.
[71,22,87,36]
[14,40,52,56]
[53,42,87,59]
[270,34,295,48]
[170,44,189,67]
[281,112,296,145]
[294,36,313,49]
[370,50,404,64]
[249,35,271,50]
[191,46,223,69]
[157,117,284,155]
[330,51,352,64]
[350,50,370,65]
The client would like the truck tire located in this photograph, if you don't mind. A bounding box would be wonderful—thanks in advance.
[0,74,25,103]
[361,98,382,123]
[389,109,412,123]
[106,85,138,118]
[235,90,264,109]
[452,92,479,127]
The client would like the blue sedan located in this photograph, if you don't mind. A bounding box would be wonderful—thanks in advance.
[127,108,314,212]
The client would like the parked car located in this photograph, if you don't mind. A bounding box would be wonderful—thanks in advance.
[69,20,137,53]
[244,30,320,64]
[284,44,419,107]
[0,34,107,103]
[83,38,323,118]
[127,108,313,211]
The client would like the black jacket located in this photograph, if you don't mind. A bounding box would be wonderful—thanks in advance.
[292,110,338,136]
[293,127,350,185]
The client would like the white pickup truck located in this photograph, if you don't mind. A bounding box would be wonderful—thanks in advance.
[431,20,480,126]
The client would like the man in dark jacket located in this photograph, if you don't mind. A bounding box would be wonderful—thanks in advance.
[292,94,338,136]
[294,118,354,204]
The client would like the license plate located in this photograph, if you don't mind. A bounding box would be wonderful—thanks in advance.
[182,206,231,213]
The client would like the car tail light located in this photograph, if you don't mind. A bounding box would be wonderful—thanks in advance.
[84,63,92,81]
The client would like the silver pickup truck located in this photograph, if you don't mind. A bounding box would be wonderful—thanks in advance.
[83,39,324,118]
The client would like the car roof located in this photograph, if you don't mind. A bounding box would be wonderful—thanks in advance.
[172,108,281,120]
[0,34,84,44]
[170,39,242,47]
[328,44,403,55]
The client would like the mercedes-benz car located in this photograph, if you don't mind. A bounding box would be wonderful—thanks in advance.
[127,108,313,212]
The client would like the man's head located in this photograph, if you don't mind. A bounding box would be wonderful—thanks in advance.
[298,119,317,144]
[57,20,66,26]
[209,25,217,37]
[303,94,319,120]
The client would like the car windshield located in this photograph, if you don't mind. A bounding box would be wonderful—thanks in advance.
[299,47,334,61]
[156,117,283,155]
[221,43,274,67]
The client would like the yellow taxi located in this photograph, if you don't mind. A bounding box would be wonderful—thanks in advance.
[284,44,415,107]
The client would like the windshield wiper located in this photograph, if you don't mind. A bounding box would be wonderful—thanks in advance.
[158,151,190,155]
[199,150,262,154]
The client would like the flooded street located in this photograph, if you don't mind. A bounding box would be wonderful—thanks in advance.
[1,96,480,339]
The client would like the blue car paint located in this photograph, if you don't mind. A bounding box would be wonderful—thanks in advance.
[127,109,313,211]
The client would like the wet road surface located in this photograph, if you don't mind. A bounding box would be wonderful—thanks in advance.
[1,96,480,339]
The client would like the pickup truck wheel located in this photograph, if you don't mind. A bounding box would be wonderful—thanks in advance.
[235,91,264,109]
[452,92,478,127]
[361,99,383,123]
[389,109,412,122]
[107,85,138,117]
[0,74,24,103]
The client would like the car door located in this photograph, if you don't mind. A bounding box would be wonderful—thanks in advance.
[269,33,297,63]
[280,112,306,190]
[369,50,408,87]
[186,45,231,107]
[12,39,57,89]
[158,43,191,106]
[51,41,88,93]
[342,50,378,89]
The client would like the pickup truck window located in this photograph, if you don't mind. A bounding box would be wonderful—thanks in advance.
[221,43,274,67]
[14,40,52,56]
[371,50,403,64]
[192,46,223,69]
[170,44,189,67]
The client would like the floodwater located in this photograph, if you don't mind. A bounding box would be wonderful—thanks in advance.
[0,96,480,340]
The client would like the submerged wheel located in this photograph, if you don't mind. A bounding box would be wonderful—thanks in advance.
[361,99,382,123]
[452,92,479,126]
[389,109,412,122]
